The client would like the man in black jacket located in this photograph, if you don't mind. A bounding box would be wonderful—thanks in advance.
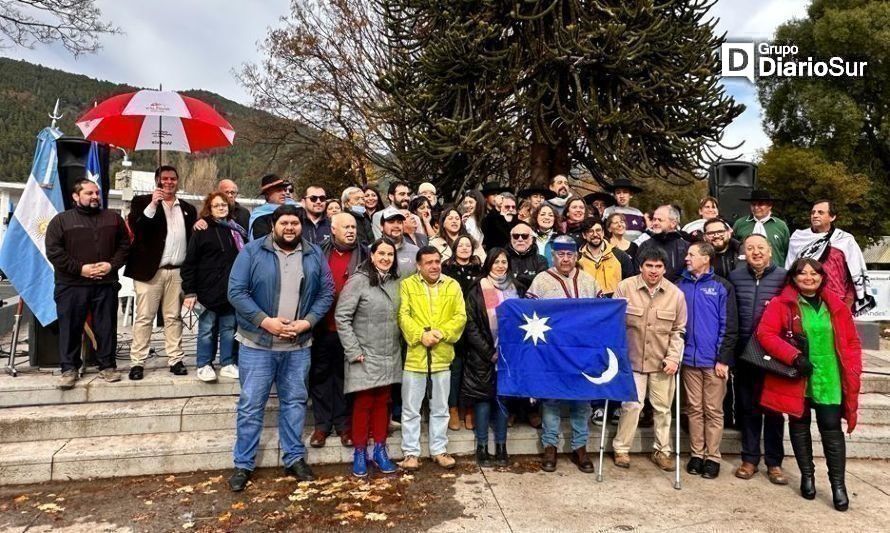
[46,179,130,389]
[703,218,743,279]
[728,234,788,485]
[218,179,250,230]
[505,221,548,298]
[124,165,198,380]
[635,204,691,282]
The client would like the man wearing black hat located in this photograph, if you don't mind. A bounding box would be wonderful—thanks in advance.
[249,174,293,240]
[602,178,646,242]
[480,182,512,250]
[583,192,615,221]
[731,190,789,266]
[517,187,555,212]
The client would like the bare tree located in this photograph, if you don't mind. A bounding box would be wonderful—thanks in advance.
[238,0,410,187]
[0,0,119,56]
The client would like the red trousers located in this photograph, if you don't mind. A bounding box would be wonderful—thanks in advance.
[351,386,391,448]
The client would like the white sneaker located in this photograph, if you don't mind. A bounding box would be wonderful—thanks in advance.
[219,364,239,379]
[196,365,217,382]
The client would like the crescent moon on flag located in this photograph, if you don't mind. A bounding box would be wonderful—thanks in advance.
[582,348,619,385]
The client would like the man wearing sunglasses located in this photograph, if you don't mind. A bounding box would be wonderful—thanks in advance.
[300,185,332,245]
[505,221,548,298]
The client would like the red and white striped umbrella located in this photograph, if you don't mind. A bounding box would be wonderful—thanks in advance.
[75,90,235,154]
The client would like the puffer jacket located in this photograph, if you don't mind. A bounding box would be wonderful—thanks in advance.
[335,271,402,394]
[507,243,548,297]
[756,285,862,431]
[398,273,467,373]
[634,230,691,282]
[728,263,786,351]
[677,269,738,367]
[442,260,481,295]
[578,242,625,296]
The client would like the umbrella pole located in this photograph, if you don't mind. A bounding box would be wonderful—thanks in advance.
[674,367,682,490]
[4,299,24,377]
[596,399,608,483]
[158,114,163,167]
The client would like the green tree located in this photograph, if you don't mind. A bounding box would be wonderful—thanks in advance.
[376,0,743,194]
[758,145,873,244]
[756,0,889,241]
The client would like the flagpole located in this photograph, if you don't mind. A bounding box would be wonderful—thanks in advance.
[596,399,608,482]
[674,367,682,490]
[4,299,23,377]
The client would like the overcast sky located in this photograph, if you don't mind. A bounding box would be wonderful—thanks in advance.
[1,0,811,161]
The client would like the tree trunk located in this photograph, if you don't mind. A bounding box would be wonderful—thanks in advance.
[551,136,570,178]
[529,142,551,188]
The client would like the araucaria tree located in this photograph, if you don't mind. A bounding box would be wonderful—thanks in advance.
[376,0,743,193]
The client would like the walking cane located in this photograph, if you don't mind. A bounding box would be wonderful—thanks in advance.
[4,299,24,377]
[423,327,433,401]
[597,399,609,482]
[674,365,682,490]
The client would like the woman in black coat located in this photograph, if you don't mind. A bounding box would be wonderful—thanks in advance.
[441,234,482,431]
[182,192,246,382]
[462,247,519,467]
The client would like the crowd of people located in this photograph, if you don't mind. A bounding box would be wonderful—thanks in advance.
[44,167,869,511]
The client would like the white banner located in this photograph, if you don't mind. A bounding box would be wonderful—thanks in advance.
[857,271,890,321]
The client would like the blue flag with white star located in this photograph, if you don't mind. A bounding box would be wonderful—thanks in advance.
[496,298,638,402]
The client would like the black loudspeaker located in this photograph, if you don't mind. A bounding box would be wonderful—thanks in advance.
[55,137,111,210]
[25,305,97,369]
[708,161,757,226]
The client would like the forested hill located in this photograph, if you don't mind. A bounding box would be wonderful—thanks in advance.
[0,57,295,196]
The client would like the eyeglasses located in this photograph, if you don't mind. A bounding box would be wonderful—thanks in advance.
[306,195,326,203]
[210,203,229,209]
[502,205,517,211]
[704,230,727,237]
[511,233,531,240]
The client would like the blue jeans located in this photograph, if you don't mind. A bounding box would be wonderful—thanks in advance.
[196,308,236,368]
[233,345,311,471]
[473,399,508,445]
[541,400,591,450]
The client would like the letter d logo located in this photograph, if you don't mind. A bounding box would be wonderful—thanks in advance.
[721,43,755,83]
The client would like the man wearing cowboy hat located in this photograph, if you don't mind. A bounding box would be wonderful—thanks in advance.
[731,189,790,266]
[583,191,615,220]
[517,186,556,211]
[249,174,295,240]
[602,178,646,242]
[480,181,513,250]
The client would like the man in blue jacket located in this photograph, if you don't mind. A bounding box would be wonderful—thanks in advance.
[226,205,335,492]
[678,242,738,479]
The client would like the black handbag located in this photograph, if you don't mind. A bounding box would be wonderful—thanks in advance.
[739,335,802,379]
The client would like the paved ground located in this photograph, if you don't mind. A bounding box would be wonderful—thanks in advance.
[0,455,887,532]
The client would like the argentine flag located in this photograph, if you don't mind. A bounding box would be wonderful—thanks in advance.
[0,128,65,326]
[86,141,103,208]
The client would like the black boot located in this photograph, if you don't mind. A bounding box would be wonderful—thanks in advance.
[475,444,492,468]
[822,430,849,512]
[494,443,509,467]
[789,422,816,500]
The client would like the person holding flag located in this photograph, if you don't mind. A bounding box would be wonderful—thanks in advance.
[526,235,599,473]
[45,179,130,388]
[612,247,687,471]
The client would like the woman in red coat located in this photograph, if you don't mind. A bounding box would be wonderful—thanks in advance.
[756,258,862,511]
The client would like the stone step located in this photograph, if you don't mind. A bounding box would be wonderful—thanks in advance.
[0,368,241,408]
[3,421,889,485]
[861,372,890,394]
[3,391,887,444]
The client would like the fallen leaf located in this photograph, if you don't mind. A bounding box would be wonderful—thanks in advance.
[37,503,65,513]
[208,475,223,483]
[54,497,65,502]
[365,494,383,503]
[365,512,388,521]
[175,486,194,494]
[288,494,309,502]
[165,476,176,483]
[14,495,29,503]
[231,502,247,511]
[182,521,194,530]
[131,513,151,522]
[218,512,232,522]
[144,500,153,506]
[333,510,364,521]
[440,473,456,479]
[179,498,190,504]
[203,489,218,495]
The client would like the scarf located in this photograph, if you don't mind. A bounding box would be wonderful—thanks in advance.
[752,215,772,238]
[787,226,875,315]
[215,218,247,251]
[548,195,570,209]
[333,239,357,253]
[480,275,517,356]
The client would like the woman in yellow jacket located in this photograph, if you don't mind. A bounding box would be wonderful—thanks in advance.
[397,245,468,471]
